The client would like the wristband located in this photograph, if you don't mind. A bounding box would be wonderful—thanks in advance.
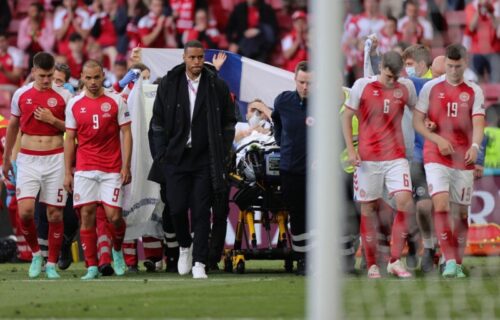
[471,143,480,150]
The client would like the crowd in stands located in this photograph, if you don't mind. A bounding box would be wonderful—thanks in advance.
[0,0,309,117]
[0,0,498,113]
[342,0,500,88]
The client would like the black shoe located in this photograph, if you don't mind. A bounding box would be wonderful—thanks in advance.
[165,256,178,273]
[127,265,139,273]
[421,248,435,273]
[342,254,356,275]
[405,253,418,270]
[207,262,220,272]
[406,239,419,270]
[99,263,114,276]
[143,259,156,272]
[296,259,306,276]
[58,241,73,270]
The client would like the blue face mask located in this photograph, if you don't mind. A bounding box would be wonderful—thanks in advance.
[405,66,416,77]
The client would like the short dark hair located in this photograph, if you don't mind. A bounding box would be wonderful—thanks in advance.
[82,59,104,72]
[402,44,431,66]
[446,43,467,61]
[406,0,419,8]
[30,2,43,13]
[295,61,308,75]
[33,52,55,70]
[69,32,83,43]
[114,59,127,68]
[386,15,397,25]
[55,63,71,82]
[130,62,150,72]
[381,51,404,76]
[184,40,204,53]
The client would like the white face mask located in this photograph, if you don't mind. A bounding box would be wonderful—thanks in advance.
[248,113,262,127]
[142,78,151,85]
[405,66,416,77]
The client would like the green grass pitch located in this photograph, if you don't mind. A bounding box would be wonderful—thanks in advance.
[0,257,498,319]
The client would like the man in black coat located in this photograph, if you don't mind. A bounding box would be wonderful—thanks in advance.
[149,40,236,279]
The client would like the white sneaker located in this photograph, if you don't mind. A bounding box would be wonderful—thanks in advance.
[192,262,208,279]
[387,259,412,278]
[178,245,193,275]
[367,265,381,279]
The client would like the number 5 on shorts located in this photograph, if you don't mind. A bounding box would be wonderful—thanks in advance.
[112,188,120,202]
[57,189,64,203]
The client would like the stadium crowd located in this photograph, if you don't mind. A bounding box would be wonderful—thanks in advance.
[0,0,499,280]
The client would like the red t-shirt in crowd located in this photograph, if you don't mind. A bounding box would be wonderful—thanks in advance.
[0,47,24,86]
[138,13,167,48]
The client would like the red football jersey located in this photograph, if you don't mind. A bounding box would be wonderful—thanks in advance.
[11,83,72,136]
[416,76,485,170]
[138,13,167,48]
[0,117,8,166]
[346,76,417,161]
[0,47,24,86]
[65,91,131,173]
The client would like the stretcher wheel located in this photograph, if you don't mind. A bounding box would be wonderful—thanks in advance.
[284,258,294,273]
[224,255,233,273]
[236,260,245,274]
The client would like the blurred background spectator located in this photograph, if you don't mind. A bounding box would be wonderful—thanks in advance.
[463,0,500,83]
[398,0,433,47]
[226,0,278,62]
[17,2,55,69]
[54,0,91,55]
[281,10,308,72]
[182,7,220,48]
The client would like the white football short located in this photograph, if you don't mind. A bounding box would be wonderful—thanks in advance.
[16,148,67,207]
[73,170,123,208]
[354,158,412,202]
[424,163,474,205]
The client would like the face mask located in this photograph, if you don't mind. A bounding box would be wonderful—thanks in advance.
[248,113,262,127]
[405,66,416,77]
[142,78,151,85]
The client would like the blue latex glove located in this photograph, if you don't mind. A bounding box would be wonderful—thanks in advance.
[63,83,75,94]
[118,70,139,89]
[8,160,17,186]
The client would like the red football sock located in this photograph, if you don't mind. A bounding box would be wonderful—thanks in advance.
[434,210,455,261]
[96,207,112,266]
[80,228,98,267]
[390,211,409,263]
[47,221,64,263]
[454,216,469,265]
[112,217,126,251]
[20,217,40,253]
[122,240,138,266]
[361,214,378,268]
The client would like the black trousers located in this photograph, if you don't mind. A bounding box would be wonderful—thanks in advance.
[208,187,230,266]
[160,184,179,260]
[280,171,306,259]
[164,163,212,264]
[342,172,361,270]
